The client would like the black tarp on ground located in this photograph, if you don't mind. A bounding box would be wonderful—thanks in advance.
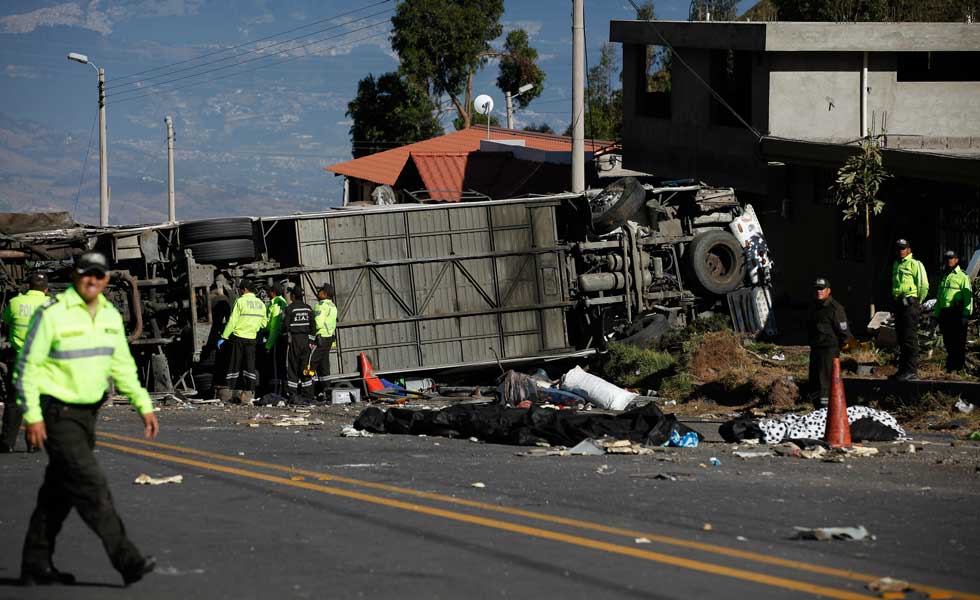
[353,402,701,447]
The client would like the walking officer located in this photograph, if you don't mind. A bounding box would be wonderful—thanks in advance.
[14,251,158,586]
[2,272,49,453]
[891,239,929,381]
[217,279,267,405]
[934,250,973,372]
[806,277,854,408]
[262,284,288,395]
[284,286,316,403]
[312,283,338,397]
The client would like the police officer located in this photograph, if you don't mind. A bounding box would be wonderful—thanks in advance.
[934,250,973,372]
[312,283,338,397]
[262,284,288,395]
[806,277,854,408]
[284,287,315,403]
[1,272,49,453]
[218,279,267,405]
[891,239,929,381]
[15,252,157,586]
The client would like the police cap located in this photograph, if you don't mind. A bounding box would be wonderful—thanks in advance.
[813,277,830,290]
[895,238,910,249]
[944,249,958,259]
[75,251,109,277]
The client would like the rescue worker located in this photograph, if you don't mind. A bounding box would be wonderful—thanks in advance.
[934,250,973,372]
[283,287,316,403]
[312,283,338,398]
[890,239,929,381]
[15,251,158,586]
[217,280,267,405]
[262,284,288,395]
[806,277,854,408]
[1,272,49,453]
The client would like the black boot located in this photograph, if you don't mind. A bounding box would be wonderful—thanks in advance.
[123,555,156,586]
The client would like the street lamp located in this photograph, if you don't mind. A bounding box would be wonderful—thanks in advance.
[67,52,109,226]
[505,83,535,130]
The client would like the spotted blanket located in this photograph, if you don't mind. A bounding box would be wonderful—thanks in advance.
[758,406,905,444]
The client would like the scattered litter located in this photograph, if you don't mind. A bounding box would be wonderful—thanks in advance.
[596,464,616,475]
[134,473,183,485]
[733,450,773,459]
[666,429,700,448]
[702,523,713,531]
[189,398,220,405]
[736,536,747,542]
[772,443,800,457]
[340,425,373,438]
[273,416,325,427]
[560,366,636,411]
[238,452,245,456]
[970,431,980,441]
[469,437,480,443]
[642,472,696,481]
[760,471,774,476]
[792,525,871,541]
[634,537,651,544]
[515,448,568,457]
[709,457,721,467]
[156,566,206,576]
[800,447,827,460]
[770,353,785,361]
[955,399,974,414]
[206,418,217,423]
[471,482,486,488]
[248,423,259,428]
[866,577,911,594]
[841,446,878,457]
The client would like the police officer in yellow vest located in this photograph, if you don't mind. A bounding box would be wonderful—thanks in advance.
[218,279,268,405]
[262,284,288,395]
[15,252,158,586]
[2,272,49,453]
[891,238,929,381]
[935,249,973,372]
[312,283,338,397]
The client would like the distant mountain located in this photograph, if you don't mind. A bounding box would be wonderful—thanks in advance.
[0,112,342,226]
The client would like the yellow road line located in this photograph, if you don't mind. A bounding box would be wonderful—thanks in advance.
[98,439,877,600]
[98,432,980,600]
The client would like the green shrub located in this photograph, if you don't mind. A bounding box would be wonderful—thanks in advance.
[595,342,676,388]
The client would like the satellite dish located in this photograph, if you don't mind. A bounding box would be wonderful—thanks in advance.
[474,94,494,115]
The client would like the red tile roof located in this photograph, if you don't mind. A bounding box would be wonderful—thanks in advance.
[326,126,616,186]
[410,153,467,201]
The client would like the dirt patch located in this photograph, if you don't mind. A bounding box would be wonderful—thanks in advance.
[689,331,750,381]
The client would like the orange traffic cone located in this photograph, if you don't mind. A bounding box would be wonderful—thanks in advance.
[359,352,384,393]
[825,357,852,448]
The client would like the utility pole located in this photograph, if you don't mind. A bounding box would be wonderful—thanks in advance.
[98,67,108,226]
[165,116,175,222]
[505,91,514,129]
[571,0,585,193]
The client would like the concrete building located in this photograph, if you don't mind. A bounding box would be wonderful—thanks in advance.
[611,20,980,328]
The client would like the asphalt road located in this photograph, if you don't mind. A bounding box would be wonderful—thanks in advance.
[1,402,978,600]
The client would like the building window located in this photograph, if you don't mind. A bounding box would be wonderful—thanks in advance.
[813,168,836,206]
[709,49,752,127]
[897,52,980,82]
[636,45,671,119]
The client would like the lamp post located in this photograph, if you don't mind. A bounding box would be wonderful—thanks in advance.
[505,83,534,129]
[67,52,108,226]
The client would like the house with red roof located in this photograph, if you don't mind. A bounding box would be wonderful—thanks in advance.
[325,126,620,205]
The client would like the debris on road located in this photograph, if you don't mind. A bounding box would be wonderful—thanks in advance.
[568,438,606,455]
[134,473,183,485]
[702,523,713,531]
[273,415,325,427]
[634,537,651,544]
[792,525,871,541]
[866,577,911,594]
[560,366,636,410]
[955,399,974,414]
[340,425,373,438]
[709,457,721,466]
[471,482,486,488]
[595,464,616,475]
[733,450,773,459]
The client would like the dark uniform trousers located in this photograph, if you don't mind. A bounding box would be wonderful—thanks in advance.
[311,336,334,395]
[808,345,839,403]
[22,397,143,575]
[224,334,258,392]
[286,334,315,401]
[260,340,288,395]
[895,298,920,375]
[2,349,26,450]
[938,308,967,371]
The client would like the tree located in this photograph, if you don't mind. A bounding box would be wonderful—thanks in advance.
[689,0,739,20]
[636,1,672,93]
[346,72,443,158]
[453,112,500,130]
[832,137,892,238]
[523,123,554,134]
[392,0,504,130]
[769,0,979,21]
[496,29,545,109]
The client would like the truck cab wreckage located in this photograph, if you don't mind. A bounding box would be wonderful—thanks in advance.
[0,178,774,396]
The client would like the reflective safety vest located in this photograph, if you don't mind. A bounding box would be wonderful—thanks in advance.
[222,292,268,340]
[264,295,287,350]
[934,266,974,317]
[892,253,929,302]
[2,289,48,353]
[315,299,337,343]
[14,286,153,425]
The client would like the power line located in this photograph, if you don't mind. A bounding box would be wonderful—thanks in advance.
[106,6,394,92]
[110,0,392,83]
[108,28,391,105]
[71,108,99,219]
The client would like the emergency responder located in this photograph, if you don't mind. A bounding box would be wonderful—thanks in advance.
[15,251,158,586]
[1,272,49,453]
[806,277,854,408]
[284,287,316,403]
[891,239,929,381]
[935,250,973,372]
[262,284,288,395]
[312,283,338,397]
[217,280,267,405]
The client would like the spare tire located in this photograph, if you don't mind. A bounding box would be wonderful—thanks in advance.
[591,177,648,234]
[686,230,745,296]
[186,239,256,264]
[180,218,253,244]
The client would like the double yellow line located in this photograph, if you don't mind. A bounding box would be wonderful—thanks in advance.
[98,432,977,600]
